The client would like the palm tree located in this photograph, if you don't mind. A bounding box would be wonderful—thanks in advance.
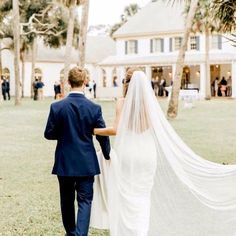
[78,0,89,68]
[167,0,199,118]
[60,0,82,96]
[212,0,236,33]
[187,0,216,100]
[13,0,21,105]
[110,3,140,36]
[122,4,140,20]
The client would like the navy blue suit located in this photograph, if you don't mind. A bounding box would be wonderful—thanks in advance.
[44,93,110,236]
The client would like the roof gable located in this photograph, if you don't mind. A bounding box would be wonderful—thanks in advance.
[113,0,185,38]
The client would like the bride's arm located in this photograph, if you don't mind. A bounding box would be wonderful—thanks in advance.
[94,98,124,136]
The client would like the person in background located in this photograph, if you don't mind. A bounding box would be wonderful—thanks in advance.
[159,78,166,97]
[1,77,6,100]
[88,79,94,94]
[153,76,159,97]
[93,80,96,98]
[33,79,39,100]
[5,78,10,100]
[113,76,118,87]
[226,76,232,97]
[54,81,61,100]
[213,77,219,97]
[151,77,155,90]
[37,79,45,100]
[220,76,227,97]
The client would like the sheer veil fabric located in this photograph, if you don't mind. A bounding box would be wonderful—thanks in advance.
[90,71,236,236]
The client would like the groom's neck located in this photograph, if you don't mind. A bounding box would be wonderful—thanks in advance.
[70,87,84,92]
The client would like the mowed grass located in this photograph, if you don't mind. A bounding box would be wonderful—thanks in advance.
[0,97,236,236]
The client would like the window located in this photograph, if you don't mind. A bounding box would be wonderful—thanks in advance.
[174,37,183,50]
[150,38,164,53]
[125,40,138,54]
[211,35,222,49]
[190,36,197,50]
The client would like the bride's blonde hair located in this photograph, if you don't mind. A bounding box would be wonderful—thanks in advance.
[123,67,142,97]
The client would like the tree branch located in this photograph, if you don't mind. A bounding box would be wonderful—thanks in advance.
[21,28,66,36]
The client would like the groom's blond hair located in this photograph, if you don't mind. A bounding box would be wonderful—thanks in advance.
[68,67,87,88]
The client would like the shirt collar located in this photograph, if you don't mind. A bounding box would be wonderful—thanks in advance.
[69,91,84,95]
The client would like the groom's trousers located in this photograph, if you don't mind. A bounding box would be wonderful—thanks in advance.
[57,176,94,236]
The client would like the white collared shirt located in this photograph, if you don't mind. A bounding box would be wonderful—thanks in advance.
[69,91,84,95]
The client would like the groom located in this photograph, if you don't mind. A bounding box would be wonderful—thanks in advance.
[44,67,110,236]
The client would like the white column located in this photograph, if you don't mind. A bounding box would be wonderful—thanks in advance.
[199,63,206,98]
[104,67,113,87]
[97,67,104,87]
[145,66,152,80]
[232,61,236,98]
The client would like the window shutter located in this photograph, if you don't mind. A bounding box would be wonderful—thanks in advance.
[196,36,200,50]
[125,41,128,54]
[169,38,172,52]
[218,35,222,49]
[161,38,164,52]
[150,39,153,53]
[135,40,138,54]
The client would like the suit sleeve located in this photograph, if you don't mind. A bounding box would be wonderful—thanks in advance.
[44,104,58,140]
[95,106,111,160]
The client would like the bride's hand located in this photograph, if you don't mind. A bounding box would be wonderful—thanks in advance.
[93,128,98,135]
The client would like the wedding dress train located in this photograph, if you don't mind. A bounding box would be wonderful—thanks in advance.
[90,71,236,236]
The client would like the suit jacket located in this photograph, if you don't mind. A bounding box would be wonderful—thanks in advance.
[44,93,110,176]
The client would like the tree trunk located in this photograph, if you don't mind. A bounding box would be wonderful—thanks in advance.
[31,39,37,98]
[78,0,89,68]
[63,0,76,96]
[205,27,211,100]
[167,0,199,118]
[13,0,21,106]
[0,42,3,104]
[20,51,25,98]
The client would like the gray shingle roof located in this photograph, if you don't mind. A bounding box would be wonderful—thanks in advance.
[113,0,185,38]
[25,36,116,64]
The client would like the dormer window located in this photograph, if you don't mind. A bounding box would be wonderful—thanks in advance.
[150,38,164,53]
[125,40,138,54]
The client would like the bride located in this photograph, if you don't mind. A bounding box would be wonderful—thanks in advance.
[91,69,236,236]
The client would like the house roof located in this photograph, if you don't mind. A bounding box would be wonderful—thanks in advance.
[113,0,185,38]
[25,36,116,64]
[99,52,236,67]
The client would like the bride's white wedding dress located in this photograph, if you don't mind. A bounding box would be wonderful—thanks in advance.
[90,71,236,236]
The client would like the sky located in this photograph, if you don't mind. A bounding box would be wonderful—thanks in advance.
[88,0,150,26]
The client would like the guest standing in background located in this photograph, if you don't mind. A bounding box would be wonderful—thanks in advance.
[37,79,45,100]
[220,77,227,97]
[5,78,10,100]
[227,76,232,97]
[93,80,97,98]
[54,81,61,100]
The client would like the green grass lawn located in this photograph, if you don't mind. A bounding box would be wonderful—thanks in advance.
[0,97,236,236]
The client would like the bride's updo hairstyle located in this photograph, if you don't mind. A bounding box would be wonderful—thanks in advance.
[123,67,142,97]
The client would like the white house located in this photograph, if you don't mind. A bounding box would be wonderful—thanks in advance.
[2,0,236,99]
[98,0,236,98]
[1,36,116,97]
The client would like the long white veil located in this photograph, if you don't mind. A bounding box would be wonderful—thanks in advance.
[91,71,236,235]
